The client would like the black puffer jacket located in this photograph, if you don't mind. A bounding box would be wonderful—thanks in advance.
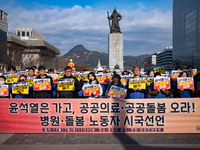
[34,74,54,98]
[58,75,83,98]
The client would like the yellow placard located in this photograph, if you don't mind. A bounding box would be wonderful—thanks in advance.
[72,75,80,81]
[6,75,18,84]
[0,88,7,92]
[81,74,88,82]
[58,82,74,91]
[129,80,146,89]
[59,73,65,79]
[12,86,29,94]
[27,79,33,87]
[147,79,154,86]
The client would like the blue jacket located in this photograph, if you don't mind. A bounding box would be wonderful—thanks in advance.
[125,80,147,99]
[51,84,57,98]
[174,82,193,98]
[100,84,108,97]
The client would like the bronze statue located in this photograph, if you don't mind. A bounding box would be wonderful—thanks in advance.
[107,8,122,33]
[114,63,120,69]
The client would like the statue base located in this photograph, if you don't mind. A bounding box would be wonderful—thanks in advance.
[108,33,123,70]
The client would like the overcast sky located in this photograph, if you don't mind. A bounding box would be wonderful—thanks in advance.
[1,0,173,56]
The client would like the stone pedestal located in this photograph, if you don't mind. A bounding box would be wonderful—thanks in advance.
[108,33,123,70]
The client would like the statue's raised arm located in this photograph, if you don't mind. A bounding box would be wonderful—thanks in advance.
[107,8,122,33]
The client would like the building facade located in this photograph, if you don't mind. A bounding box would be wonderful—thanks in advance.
[15,28,45,40]
[156,46,173,71]
[8,28,60,69]
[173,0,200,69]
[0,9,8,32]
[0,9,8,72]
[144,52,159,71]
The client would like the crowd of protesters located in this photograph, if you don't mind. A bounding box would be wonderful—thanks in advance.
[0,64,200,99]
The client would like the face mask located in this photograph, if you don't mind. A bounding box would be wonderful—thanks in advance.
[18,79,25,82]
[98,72,103,74]
[0,81,5,85]
[89,79,92,84]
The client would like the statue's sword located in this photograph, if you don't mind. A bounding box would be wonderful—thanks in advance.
[107,11,111,32]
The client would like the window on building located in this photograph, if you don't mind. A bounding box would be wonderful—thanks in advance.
[22,30,25,36]
[27,30,29,36]
[31,32,32,37]
[18,30,20,36]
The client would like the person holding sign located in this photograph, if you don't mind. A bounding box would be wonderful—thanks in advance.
[83,72,103,98]
[58,66,82,98]
[34,66,53,98]
[12,75,34,98]
[149,72,169,98]
[126,67,147,99]
[174,71,195,98]
[105,74,125,98]
[0,76,11,98]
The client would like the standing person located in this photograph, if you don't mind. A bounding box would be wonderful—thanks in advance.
[31,66,37,70]
[48,69,55,74]
[149,72,169,98]
[83,72,103,98]
[58,66,82,98]
[28,68,35,77]
[72,66,77,73]
[147,70,154,77]
[8,66,17,73]
[126,66,147,99]
[13,75,34,98]
[34,66,53,98]
[0,76,11,98]
[122,70,130,76]
[7,66,17,94]
[174,71,195,98]
[105,74,124,98]
[175,66,183,71]
[145,70,154,98]
[187,66,193,69]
